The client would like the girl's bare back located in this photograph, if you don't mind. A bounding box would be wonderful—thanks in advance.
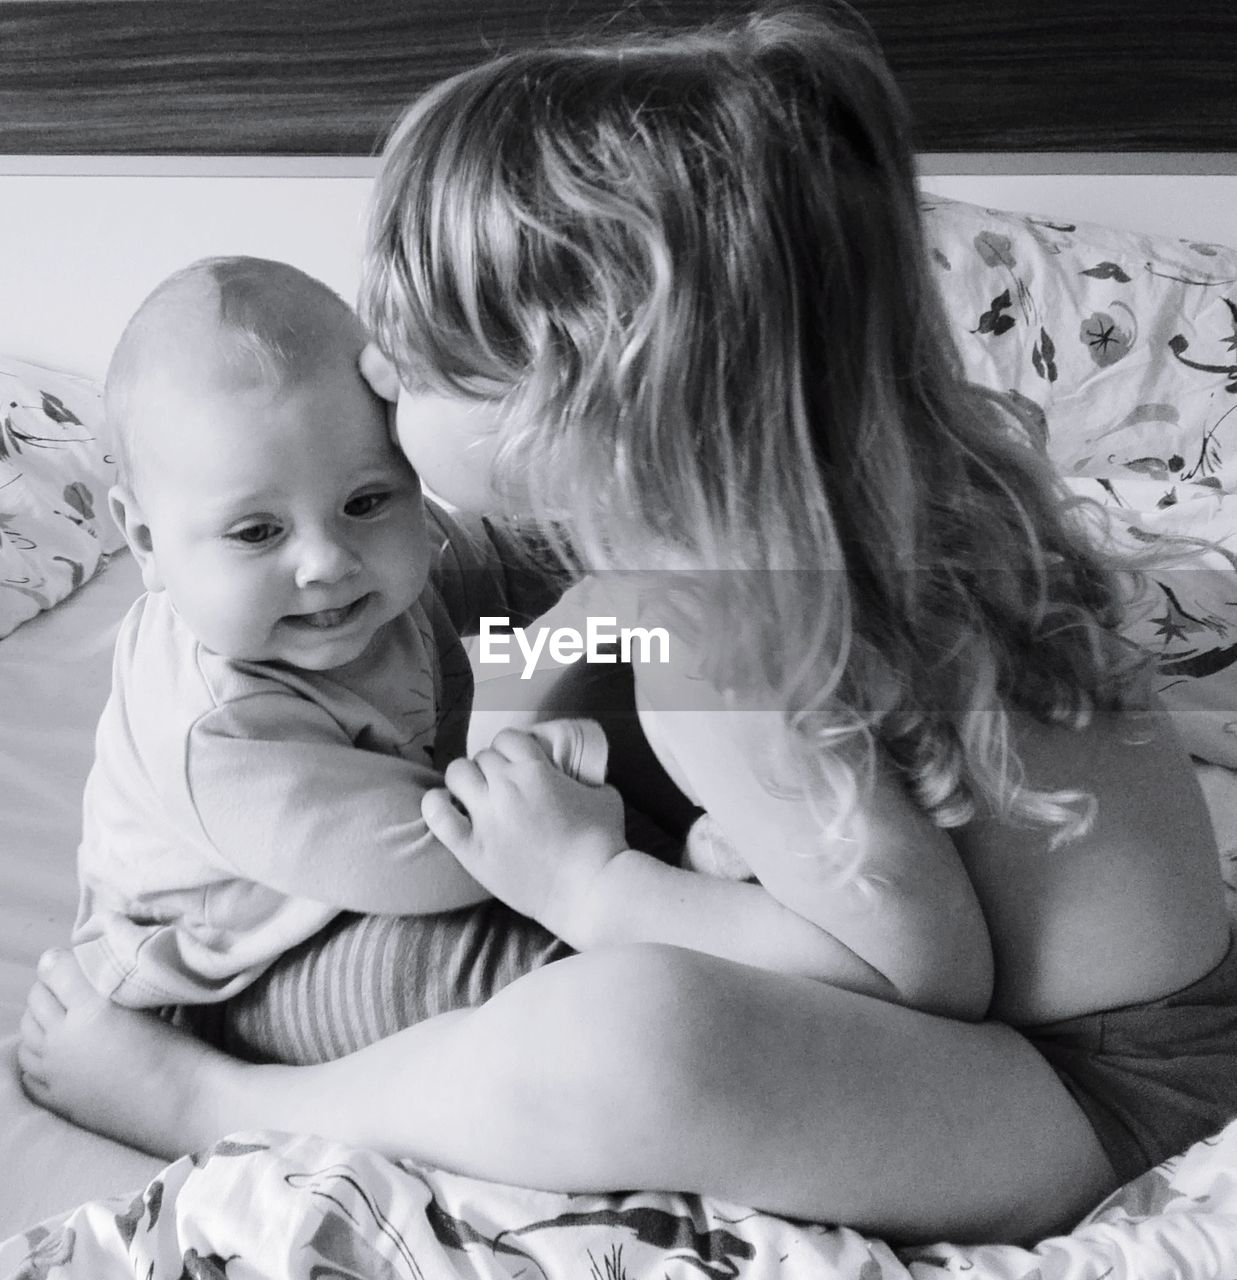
[956,692,1230,1026]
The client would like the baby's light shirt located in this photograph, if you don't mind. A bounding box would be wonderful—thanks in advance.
[72,506,566,1007]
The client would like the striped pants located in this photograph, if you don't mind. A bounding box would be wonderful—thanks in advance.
[193,901,571,1065]
[184,803,684,1066]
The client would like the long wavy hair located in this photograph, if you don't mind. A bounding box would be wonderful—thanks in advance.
[362,3,1151,845]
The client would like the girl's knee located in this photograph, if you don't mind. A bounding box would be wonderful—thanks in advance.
[565,941,724,1019]
[472,947,821,1186]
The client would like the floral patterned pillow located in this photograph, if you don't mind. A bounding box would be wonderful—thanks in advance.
[922,195,1237,765]
[0,358,124,640]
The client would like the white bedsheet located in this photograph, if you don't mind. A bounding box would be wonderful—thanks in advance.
[0,550,163,1235]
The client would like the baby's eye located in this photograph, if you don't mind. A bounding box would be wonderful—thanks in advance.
[228,522,280,546]
[345,491,391,518]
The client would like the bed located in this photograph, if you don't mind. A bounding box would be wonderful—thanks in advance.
[3,2,1237,1276]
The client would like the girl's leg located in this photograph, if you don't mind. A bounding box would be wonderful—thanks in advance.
[22,943,1115,1245]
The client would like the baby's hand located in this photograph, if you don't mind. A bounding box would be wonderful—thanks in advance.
[421,728,628,941]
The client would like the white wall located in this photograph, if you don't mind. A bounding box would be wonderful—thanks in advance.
[922,172,1237,245]
[0,159,1233,382]
[0,171,372,379]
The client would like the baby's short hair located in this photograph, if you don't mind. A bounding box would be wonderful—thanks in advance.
[106,256,364,486]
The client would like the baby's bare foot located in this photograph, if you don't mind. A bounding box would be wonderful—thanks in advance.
[18,949,223,1158]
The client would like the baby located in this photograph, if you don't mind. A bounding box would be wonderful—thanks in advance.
[73,255,605,1063]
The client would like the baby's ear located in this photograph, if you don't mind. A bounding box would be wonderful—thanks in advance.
[359,342,401,403]
[108,483,164,592]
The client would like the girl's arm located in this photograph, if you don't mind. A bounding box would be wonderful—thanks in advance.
[424,714,993,1020]
[570,849,905,999]
[630,693,994,1021]
[662,712,994,1020]
[422,751,899,996]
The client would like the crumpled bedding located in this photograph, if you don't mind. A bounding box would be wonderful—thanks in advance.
[5,1117,1237,1280]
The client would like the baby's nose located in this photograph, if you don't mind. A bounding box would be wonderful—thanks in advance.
[294,534,361,588]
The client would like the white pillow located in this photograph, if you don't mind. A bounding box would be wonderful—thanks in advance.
[923,195,1237,766]
[0,358,124,640]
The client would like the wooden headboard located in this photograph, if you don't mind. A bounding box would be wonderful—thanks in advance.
[0,0,1233,157]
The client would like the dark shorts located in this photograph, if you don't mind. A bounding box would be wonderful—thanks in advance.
[1025,927,1237,1184]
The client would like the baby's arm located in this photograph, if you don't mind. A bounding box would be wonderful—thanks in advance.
[187,692,490,915]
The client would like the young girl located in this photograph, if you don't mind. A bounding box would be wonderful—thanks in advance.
[19,4,1237,1246]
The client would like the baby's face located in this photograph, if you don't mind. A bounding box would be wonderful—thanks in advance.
[132,363,429,670]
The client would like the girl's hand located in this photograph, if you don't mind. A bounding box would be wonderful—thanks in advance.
[421,729,628,940]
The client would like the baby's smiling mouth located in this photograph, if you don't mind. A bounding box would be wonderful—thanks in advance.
[285,595,371,630]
